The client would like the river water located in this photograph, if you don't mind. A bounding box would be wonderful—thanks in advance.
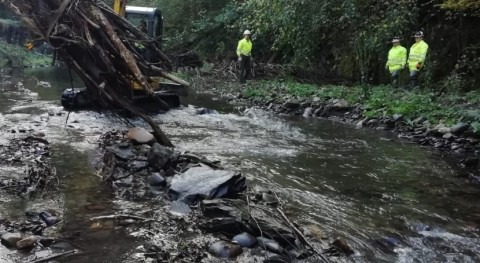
[1,67,480,262]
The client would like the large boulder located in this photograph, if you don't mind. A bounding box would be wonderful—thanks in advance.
[331,99,350,111]
[147,143,174,170]
[127,127,155,144]
[168,166,246,204]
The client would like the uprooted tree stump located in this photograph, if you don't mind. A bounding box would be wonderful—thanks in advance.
[1,0,190,147]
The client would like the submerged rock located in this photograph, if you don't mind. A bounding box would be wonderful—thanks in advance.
[147,143,174,170]
[169,166,246,204]
[1,232,22,248]
[232,232,257,248]
[127,127,155,144]
[209,240,243,259]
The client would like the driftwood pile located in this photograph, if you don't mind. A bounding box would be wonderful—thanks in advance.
[0,0,189,147]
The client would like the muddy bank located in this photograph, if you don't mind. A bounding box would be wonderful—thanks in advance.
[96,128,349,262]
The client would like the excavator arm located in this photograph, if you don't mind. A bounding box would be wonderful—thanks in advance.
[113,0,127,17]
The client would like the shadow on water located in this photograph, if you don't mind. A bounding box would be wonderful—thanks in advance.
[1,67,480,262]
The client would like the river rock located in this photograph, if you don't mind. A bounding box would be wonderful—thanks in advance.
[257,237,283,254]
[169,200,192,216]
[32,131,46,138]
[169,166,246,204]
[433,123,446,131]
[283,100,300,109]
[331,99,349,110]
[438,127,451,134]
[232,232,257,248]
[209,241,243,259]
[39,211,60,226]
[303,107,313,117]
[16,236,40,249]
[331,238,354,255]
[392,114,403,122]
[106,144,135,160]
[196,108,218,115]
[1,232,22,248]
[147,173,166,186]
[443,133,454,140]
[127,127,155,144]
[451,123,470,135]
[147,143,173,170]
[412,116,426,125]
[356,119,365,127]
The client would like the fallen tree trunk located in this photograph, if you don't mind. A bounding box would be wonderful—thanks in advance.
[0,0,185,147]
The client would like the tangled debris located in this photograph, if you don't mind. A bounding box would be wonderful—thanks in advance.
[0,136,56,196]
[0,0,191,146]
[97,129,352,262]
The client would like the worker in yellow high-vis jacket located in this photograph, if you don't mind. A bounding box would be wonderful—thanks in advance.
[237,30,253,84]
[385,37,407,86]
[408,31,429,88]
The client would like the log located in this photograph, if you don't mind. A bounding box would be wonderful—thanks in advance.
[0,0,183,147]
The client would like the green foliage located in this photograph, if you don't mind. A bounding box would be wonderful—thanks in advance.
[241,78,480,125]
[0,41,51,68]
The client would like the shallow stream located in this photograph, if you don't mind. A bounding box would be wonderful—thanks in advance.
[1,67,479,262]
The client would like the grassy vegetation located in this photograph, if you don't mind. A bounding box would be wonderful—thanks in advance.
[241,79,480,128]
[0,41,51,68]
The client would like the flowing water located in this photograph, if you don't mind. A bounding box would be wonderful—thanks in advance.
[1,67,480,262]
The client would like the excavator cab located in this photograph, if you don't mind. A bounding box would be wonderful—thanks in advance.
[125,6,163,40]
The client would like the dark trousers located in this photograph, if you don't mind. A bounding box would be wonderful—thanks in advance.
[239,55,251,83]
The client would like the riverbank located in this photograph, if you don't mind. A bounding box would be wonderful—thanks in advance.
[183,67,480,170]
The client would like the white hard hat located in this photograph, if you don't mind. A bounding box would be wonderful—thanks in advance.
[243,30,251,35]
[392,37,401,43]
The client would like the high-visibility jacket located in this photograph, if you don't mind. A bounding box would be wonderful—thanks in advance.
[237,38,252,57]
[408,40,429,71]
[386,45,407,73]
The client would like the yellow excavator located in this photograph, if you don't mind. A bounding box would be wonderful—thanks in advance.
[60,0,187,112]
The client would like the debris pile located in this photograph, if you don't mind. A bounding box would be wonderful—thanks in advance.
[98,129,351,262]
[0,136,56,196]
[0,0,190,146]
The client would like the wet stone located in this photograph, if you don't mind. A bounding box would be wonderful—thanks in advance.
[147,173,166,186]
[303,107,313,117]
[127,127,155,144]
[1,232,22,248]
[438,127,451,134]
[209,240,243,259]
[16,235,40,249]
[443,133,454,140]
[232,232,257,248]
[106,144,135,160]
[169,200,192,216]
[451,123,470,135]
[147,143,173,170]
